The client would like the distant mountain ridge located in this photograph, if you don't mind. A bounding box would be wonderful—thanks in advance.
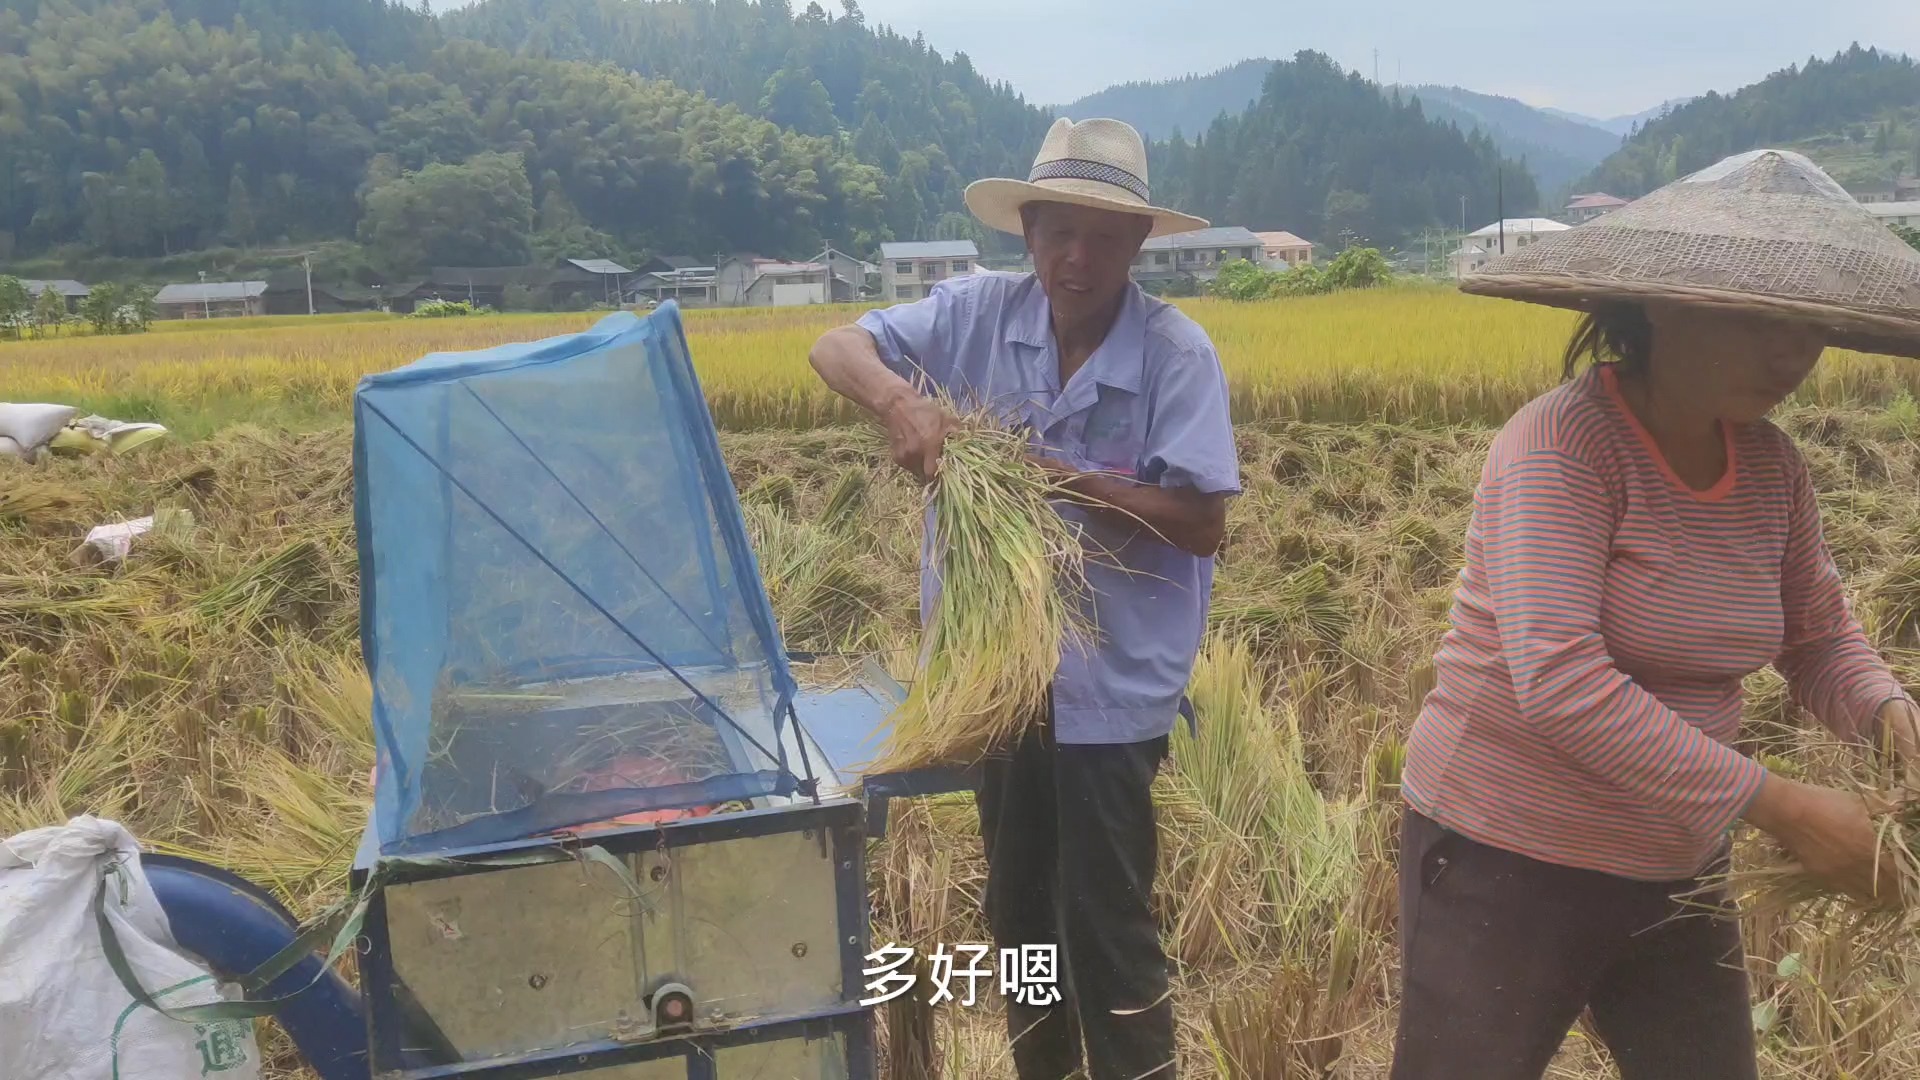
[1543,99,1695,136]
[1581,45,1920,197]
[1146,51,1542,250]
[1052,58,1272,140]
[1392,84,1621,195]
[1057,59,1626,198]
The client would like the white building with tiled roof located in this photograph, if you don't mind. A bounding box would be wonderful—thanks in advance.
[879,241,980,301]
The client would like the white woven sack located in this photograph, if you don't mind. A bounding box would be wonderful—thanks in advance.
[0,816,262,1080]
[0,402,77,452]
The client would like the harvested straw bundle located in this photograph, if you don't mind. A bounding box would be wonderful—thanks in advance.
[863,418,1092,775]
[1720,784,1920,926]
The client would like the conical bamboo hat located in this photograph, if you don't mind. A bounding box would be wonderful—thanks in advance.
[1460,149,1920,359]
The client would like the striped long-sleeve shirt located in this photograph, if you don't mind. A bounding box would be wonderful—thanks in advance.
[1404,364,1911,881]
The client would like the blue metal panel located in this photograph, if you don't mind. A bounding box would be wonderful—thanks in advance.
[790,683,980,839]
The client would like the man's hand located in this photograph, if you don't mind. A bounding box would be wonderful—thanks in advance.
[882,391,957,484]
[1745,773,1898,907]
[808,325,956,483]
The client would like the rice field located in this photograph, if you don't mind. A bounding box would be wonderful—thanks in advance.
[9,285,1920,437]
[5,290,1920,1078]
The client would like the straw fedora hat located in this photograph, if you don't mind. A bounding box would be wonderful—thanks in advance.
[964,117,1209,239]
[1460,149,1920,359]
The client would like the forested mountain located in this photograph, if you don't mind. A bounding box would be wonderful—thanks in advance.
[1058,57,1619,199]
[0,0,1009,272]
[0,0,443,63]
[1053,59,1271,142]
[1581,46,1920,196]
[1395,85,1620,195]
[442,0,1050,249]
[1149,52,1541,250]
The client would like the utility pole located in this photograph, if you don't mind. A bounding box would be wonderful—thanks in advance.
[197,270,210,320]
[1373,49,1379,85]
[1497,166,1506,254]
[303,253,314,316]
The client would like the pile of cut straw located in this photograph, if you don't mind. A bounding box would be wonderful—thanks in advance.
[863,418,1092,775]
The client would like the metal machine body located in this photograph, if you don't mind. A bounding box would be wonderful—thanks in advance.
[349,307,891,1080]
[352,801,872,1080]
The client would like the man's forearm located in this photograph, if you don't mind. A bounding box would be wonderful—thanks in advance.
[1058,470,1226,557]
[809,325,918,418]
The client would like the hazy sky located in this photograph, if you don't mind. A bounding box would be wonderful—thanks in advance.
[428,1,1920,119]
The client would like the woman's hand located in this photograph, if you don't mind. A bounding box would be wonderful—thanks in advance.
[1744,773,1897,907]
[1875,698,1920,762]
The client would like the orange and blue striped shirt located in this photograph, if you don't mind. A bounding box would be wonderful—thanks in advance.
[1404,364,1910,881]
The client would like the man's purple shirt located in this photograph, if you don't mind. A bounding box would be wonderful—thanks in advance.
[856,271,1241,745]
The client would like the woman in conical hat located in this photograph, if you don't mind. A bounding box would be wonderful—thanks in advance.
[1391,150,1920,1080]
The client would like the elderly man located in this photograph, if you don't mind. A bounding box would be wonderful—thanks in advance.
[809,118,1239,1080]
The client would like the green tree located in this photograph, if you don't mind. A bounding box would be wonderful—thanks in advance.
[80,283,122,334]
[31,283,66,337]
[122,150,175,255]
[0,276,30,338]
[1894,224,1920,252]
[358,152,536,271]
[126,285,158,332]
[225,169,256,247]
[760,66,838,138]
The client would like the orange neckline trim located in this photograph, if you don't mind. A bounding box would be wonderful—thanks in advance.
[1598,365,1737,503]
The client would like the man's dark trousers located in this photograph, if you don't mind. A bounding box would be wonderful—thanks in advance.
[976,698,1174,1080]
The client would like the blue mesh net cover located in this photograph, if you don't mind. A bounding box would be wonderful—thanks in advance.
[353,305,801,855]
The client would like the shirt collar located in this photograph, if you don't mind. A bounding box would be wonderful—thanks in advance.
[1006,275,1149,397]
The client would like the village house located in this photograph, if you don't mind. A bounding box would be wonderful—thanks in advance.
[879,241,980,301]
[1254,231,1315,269]
[1867,201,1920,229]
[154,280,268,319]
[19,279,90,314]
[261,271,386,316]
[1850,178,1920,204]
[628,265,718,308]
[561,258,633,307]
[1564,192,1629,223]
[1131,226,1264,285]
[1450,218,1574,277]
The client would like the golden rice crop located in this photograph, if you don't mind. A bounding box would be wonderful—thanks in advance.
[8,293,1920,1078]
[10,287,1918,440]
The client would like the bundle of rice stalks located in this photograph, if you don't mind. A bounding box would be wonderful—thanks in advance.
[185,538,331,637]
[1202,965,1346,1079]
[1210,563,1351,662]
[1711,771,1920,936]
[882,948,940,1080]
[861,420,1091,776]
[744,472,797,513]
[743,501,888,653]
[820,466,870,534]
[0,481,81,525]
[1867,555,1920,649]
[1159,637,1364,967]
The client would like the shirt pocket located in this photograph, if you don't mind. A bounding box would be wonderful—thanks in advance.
[1080,391,1143,477]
